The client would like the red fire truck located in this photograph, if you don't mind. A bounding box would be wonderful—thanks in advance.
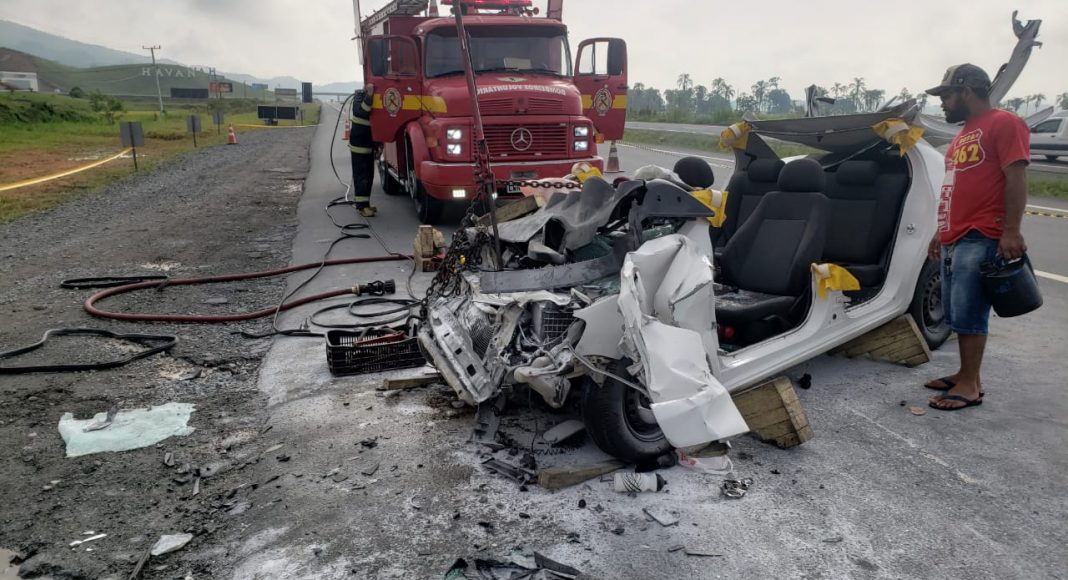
[358,0,628,223]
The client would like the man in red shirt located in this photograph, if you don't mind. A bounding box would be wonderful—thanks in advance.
[924,63,1030,411]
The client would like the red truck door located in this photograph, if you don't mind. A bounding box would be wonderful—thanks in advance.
[364,35,423,144]
[573,38,628,142]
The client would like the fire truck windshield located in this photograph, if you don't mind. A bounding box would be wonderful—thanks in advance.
[425,26,571,79]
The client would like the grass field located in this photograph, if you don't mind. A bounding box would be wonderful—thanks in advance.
[0,93,319,222]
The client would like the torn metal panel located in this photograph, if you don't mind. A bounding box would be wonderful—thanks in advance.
[422,302,500,404]
[493,177,630,249]
[618,235,747,447]
[573,296,624,359]
[479,241,627,293]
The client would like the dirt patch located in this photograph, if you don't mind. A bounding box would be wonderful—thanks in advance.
[0,128,313,579]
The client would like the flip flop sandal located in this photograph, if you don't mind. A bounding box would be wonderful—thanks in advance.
[929,394,983,411]
[924,377,956,391]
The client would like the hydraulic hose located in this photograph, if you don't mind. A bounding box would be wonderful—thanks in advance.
[83,255,409,323]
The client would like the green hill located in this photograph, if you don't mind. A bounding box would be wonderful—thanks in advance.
[0,48,273,99]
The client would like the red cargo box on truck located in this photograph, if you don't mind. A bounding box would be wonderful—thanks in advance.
[358,0,628,223]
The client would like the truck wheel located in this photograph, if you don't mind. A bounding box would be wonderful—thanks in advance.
[909,259,951,350]
[414,182,444,224]
[581,359,672,464]
[379,162,402,196]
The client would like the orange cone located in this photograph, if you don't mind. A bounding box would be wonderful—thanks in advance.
[605,141,621,173]
[227,124,238,145]
[343,118,351,140]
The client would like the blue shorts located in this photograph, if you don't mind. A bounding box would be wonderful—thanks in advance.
[941,230,999,335]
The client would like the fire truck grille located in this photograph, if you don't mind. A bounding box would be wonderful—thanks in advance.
[483,124,569,159]
[478,97,565,116]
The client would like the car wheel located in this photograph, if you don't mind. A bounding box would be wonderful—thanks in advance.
[581,359,672,464]
[379,161,402,196]
[1045,155,1060,162]
[414,183,444,224]
[909,258,951,349]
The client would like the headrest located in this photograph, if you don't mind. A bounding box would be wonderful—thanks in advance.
[673,156,715,189]
[778,158,825,192]
[835,160,879,186]
[746,158,785,183]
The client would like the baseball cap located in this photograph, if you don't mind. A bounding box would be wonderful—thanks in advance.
[926,63,992,96]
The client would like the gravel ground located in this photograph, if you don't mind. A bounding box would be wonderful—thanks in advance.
[0,126,314,579]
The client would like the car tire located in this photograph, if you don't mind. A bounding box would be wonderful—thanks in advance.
[414,182,444,224]
[379,162,403,196]
[909,258,951,350]
[581,359,672,464]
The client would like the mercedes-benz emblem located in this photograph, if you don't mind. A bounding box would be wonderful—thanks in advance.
[510,127,533,152]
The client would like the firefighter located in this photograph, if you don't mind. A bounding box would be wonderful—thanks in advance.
[349,83,376,217]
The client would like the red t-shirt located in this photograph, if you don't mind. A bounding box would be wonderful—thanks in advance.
[938,108,1030,244]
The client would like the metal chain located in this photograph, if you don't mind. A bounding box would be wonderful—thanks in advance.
[496,179,582,190]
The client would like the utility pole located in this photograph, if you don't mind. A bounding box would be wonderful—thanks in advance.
[143,45,164,114]
[208,67,218,99]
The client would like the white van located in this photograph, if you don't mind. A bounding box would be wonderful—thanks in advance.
[1031,110,1067,161]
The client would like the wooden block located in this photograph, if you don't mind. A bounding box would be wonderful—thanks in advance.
[417,257,441,272]
[831,315,930,367]
[476,195,540,227]
[538,459,625,491]
[380,371,442,391]
[731,376,812,449]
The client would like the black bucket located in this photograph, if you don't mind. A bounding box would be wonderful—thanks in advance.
[980,255,1043,318]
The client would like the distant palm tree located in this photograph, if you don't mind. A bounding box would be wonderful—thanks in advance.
[695,85,708,113]
[768,76,781,90]
[832,82,845,99]
[751,80,769,112]
[710,77,726,99]
[1033,93,1046,111]
[898,87,913,102]
[677,73,693,92]
[721,82,735,102]
[1005,97,1025,113]
[864,89,885,112]
[849,77,866,110]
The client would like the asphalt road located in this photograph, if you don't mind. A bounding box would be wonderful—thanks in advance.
[628,120,1068,176]
[231,105,1067,579]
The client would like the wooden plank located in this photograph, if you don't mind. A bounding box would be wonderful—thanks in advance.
[731,376,811,449]
[832,315,930,367]
[538,459,625,491]
[476,195,540,227]
[839,326,915,357]
[380,371,442,391]
[903,353,930,367]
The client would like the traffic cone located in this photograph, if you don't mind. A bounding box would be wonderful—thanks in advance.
[428,0,439,16]
[605,141,621,173]
[343,118,351,140]
[227,124,238,145]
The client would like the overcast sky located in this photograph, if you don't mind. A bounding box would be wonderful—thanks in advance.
[2,0,1065,102]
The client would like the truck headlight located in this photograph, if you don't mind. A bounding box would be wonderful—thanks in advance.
[446,128,464,141]
[447,143,463,156]
[574,140,589,152]
[573,126,589,137]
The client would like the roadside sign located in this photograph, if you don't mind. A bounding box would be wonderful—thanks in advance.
[186,115,202,147]
[119,121,144,148]
[186,115,202,133]
[212,111,225,135]
[119,122,144,171]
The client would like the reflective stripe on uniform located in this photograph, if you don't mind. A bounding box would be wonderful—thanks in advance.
[353,196,371,202]
[350,116,371,126]
[361,101,372,113]
[348,144,373,154]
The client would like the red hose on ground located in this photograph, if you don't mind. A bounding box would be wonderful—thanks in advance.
[84,255,411,323]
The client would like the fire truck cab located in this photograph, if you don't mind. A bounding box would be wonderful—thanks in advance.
[361,0,628,223]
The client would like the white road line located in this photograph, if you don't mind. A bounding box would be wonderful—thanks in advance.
[1036,270,1068,284]
[1027,203,1067,213]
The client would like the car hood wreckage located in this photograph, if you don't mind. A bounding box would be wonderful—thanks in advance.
[414,10,1042,464]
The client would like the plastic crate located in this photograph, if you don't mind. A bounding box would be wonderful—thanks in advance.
[325,329,427,376]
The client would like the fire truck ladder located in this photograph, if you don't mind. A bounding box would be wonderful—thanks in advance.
[361,0,430,32]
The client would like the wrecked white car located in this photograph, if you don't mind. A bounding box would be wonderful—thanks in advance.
[419,100,948,463]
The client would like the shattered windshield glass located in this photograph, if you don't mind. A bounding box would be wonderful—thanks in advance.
[425,26,572,78]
